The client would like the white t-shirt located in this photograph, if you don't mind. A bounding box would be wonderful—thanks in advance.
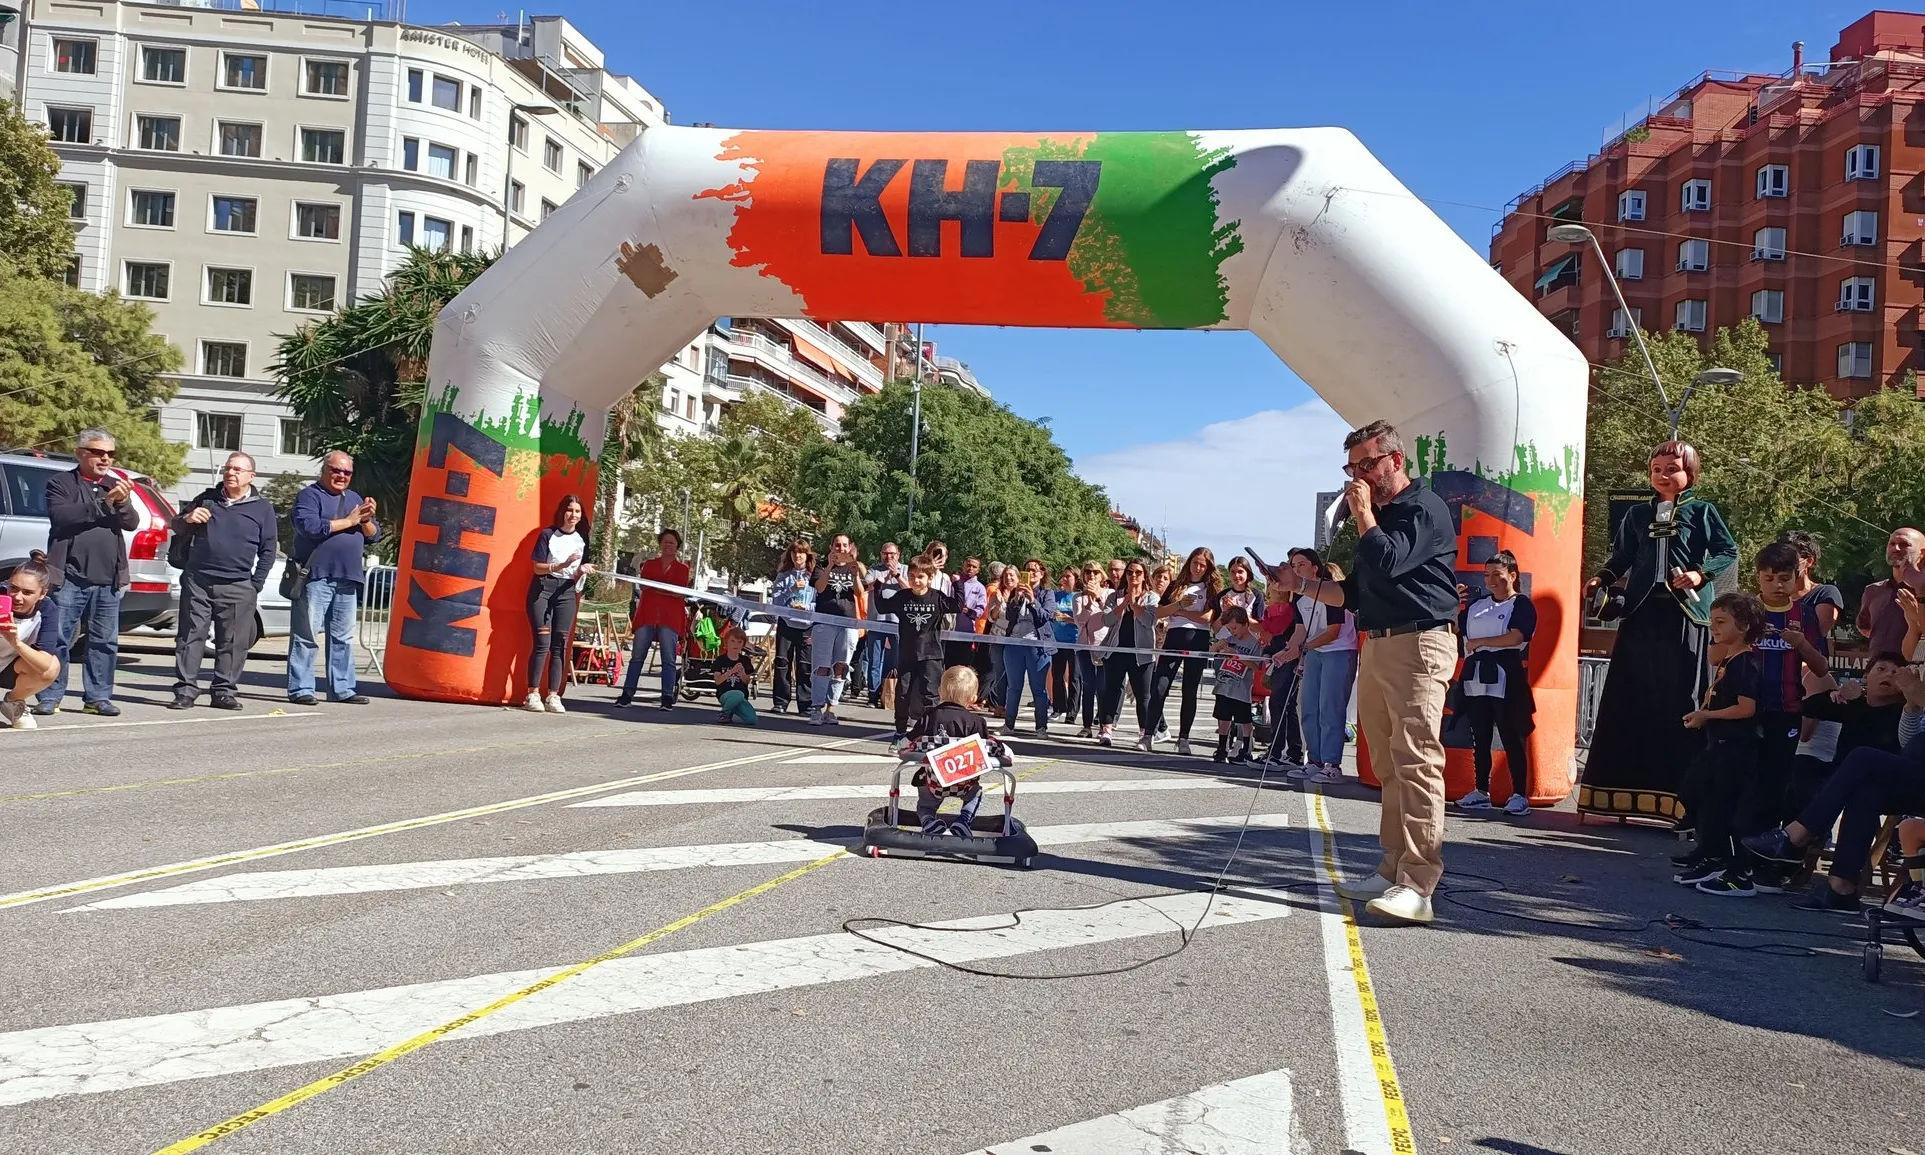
[0,603,45,667]
[1297,595,1358,653]
[1462,596,1523,698]
[542,530,586,582]
[1165,582,1212,631]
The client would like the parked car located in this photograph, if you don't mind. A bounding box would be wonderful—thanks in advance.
[0,450,179,630]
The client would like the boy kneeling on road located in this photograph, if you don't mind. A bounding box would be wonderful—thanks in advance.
[902,666,1012,838]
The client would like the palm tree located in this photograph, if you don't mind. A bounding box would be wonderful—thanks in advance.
[711,434,770,592]
[595,372,666,574]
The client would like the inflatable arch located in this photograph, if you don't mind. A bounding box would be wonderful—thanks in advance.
[389,126,1589,802]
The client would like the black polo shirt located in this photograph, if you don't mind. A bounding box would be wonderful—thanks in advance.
[1339,480,1459,633]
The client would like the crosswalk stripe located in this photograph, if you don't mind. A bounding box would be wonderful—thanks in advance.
[959,1069,1296,1154]
[570,778,1245,808]
[68,815,1292,910]
[0,889,1292,1107]
[780,753,901,764]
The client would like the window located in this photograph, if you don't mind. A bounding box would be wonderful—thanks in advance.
[1617,189,1646,221]
[508,114,528,151]
[1845,144,1880,181]
[578,160,594,189]
[468,87,481,119]
[427,143,457,180]
[406,69,423,102]
[1674,299,1707,332]
[431,75,461,111]
[421,216,451,252]
[295,202,341,240]
[1613,248,1644,280]
[1607,307,1641,337]
[301,128,345,164]
[1750,289,1784,324]
[1752,226,1786,260]
[205,267,253,306]
[140,45,184,84]
[47,107,91,143]
[60,256,79,288]
[196,413,243,451]
[396,210,415,246]
[402,137,419,170]
[211,196,257,234]
[53,39,96,74]
[289,273,336,311]
[1681,178,1711,212]
[463,153,477,186]
[1767,352,1783,376]
[130,189,175,227]
[1676,238,1709,271]
[686,396,697,421]
[58,182,86,220]
[136,115,181,151]
[1838,342,1873,378]
[304,60,349,97]
[1842,210,1878,246]
[279,418,316,457]
[222,53,267,91]
[201,342,248,378]
[218,122,262,158]
[460,224,474,253]
[508,180,525,215]
[540,198,558,221]
[543,137,563,172]
[1756,164,1789,198]
[123,261,170,300]
[1838,276,1875,312]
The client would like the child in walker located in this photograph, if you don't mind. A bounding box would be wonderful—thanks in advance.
[904,666,1012,837]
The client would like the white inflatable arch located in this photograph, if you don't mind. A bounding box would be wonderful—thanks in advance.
[388,126,1588,799]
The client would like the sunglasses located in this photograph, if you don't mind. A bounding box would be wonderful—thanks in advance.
[79,447,117,459]
[1343,451,1395,478]
[326,467,353,476]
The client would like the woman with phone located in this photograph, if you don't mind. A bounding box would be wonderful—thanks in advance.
[809,534,866,725]
[1098,559,1161,749]
[0,553,60,730]
[1149,547,1223,755]
[1050,566,1083,724]
[769,541,816,715]
[523,496,597,713]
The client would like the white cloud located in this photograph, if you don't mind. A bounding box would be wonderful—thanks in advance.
[1076,400,1354,565]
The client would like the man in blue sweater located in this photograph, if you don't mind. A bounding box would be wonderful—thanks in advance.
[170,453,278,710]
[286,451,379,706]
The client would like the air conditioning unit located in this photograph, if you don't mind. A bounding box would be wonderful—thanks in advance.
[1606,325,1631,338]
[1676,259,1707,271]
[1751,248,1784,261]
[1835,299,1871,312]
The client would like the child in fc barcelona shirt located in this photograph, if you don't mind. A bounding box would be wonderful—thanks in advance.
[1744,543,1834,885]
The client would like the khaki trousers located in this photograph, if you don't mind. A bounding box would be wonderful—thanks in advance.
[1356,628,1457,896]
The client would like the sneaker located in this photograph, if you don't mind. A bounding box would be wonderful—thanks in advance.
[1739,827,1804,866]
[1099,730,1114,747]
[1695,870,1756,898]
[1137,732,1156,753]
[288,694,318,707]
[1228,747,1249,766]
[1670,848,1701,869]
[1791,880,1860,912]
[1751,866,1789,895]
[1335,873,1394,901]
[658,701,674,712]
[8,708,34,731]
[1212,745,1228,764]
[1882,884,1925,922]
[1285,763,1319,781]
[1034,723,1049,738]
[919,817,946,836]
[1076,726,1092,739]
[948,821,973,839]
[29,702,58,716]
[1176,738,1193,757]
[1673,859,1724,886]
[1365,885,1434,924]
[614,696,635,708]
[1503,793,1530,817]
[82,701,120,718]
[166,692,196,711]
[0,700,24,727]
[209,692,241,711]
[1455,789,1492,810]
[808,708,826,726]
[521,691,545,712]
[543,694,567,715]
[998,723,1018,736]
[330,694,371,705]
[1305,764,1344,785]
[821,709,838,726]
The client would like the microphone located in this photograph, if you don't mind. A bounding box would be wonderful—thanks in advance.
[1650,499,1701,604]
[1322,488,1350,545]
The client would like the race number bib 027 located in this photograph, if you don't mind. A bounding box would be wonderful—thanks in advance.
[927,736,991,788]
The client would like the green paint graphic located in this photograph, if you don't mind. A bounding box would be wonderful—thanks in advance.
[1000,132,1243,328]
[420,384,594,462]
[1411,432,1583,528]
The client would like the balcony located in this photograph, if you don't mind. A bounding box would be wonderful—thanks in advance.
[726,329,861,407]
[726,375,838,432]
[776,318,885,390]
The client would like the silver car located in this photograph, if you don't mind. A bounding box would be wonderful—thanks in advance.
[0,451,179,630]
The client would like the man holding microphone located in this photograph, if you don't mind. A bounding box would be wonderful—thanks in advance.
[1267,420,1460,924]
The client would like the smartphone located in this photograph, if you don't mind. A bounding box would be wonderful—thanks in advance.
[0,596,13,629]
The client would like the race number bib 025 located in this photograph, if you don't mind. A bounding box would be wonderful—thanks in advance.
[927,736,991,788]
[1220,657,1248,677]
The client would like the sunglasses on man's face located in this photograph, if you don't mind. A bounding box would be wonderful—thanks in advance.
[79,447,116,459]
[326,467,353,476]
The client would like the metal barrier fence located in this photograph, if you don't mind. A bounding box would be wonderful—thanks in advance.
[357,564,397,677]
[1576,656,1609,750]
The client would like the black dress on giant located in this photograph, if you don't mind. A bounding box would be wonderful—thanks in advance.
[1578,491,1738,822]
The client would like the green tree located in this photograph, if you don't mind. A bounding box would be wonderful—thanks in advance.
[1828,376,1925,579]
[0,100,78,280]
[594,372,666,575]
[794,380,1139,565]
[272,248,496,552]
[0,257,185,482]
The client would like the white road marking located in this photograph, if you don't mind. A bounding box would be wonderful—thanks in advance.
[571,778,1246,807]
[68,815,1292,910]
[14,711,323,733]
[0,890,1292,1106]
[1306,792,1397,1155]
[960,1069,1297,1154]
[780,753,901,764]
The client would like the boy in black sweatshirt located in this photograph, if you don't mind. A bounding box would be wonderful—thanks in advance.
[873,555,960,743]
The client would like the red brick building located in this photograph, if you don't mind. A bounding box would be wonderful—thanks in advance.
[1490,11,1925,399]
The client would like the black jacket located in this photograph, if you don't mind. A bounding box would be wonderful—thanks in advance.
[174,486,278,590]
[44,469,139,589]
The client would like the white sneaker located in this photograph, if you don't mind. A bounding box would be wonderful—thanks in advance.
[1099,729,1114,747]
[1335,872,1394,901]
[543,693,566,715]
[1365,885,1434,924]
[1503,793,1530,816]
[1305,764,1344,785]
[1176,738,1193,757]
[1284,762,1318,780]
[10,708,35,731]
[1138,732,1156,752]
[1456,788,1492,809]
[520,691,545,713]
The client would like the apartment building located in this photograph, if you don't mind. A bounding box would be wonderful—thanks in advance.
[1490,10,1925,399]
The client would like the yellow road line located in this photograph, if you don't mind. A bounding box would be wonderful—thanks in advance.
[0,739,864,911]
[150,851,851,1154]
[1310,790,1417,1155]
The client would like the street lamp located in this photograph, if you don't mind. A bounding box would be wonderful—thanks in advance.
[502,103,561,246]
[1671,367,1743,438]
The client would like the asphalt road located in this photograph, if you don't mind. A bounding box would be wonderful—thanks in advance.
[1,647,1920,1154]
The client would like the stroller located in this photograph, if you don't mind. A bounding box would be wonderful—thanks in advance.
[676,602,766,703]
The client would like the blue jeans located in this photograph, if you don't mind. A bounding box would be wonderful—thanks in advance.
[866,631,896,696]
[1076,651,1101,728]
[1301,647,1359,767]
[1002,644,1051,729]
[621,626,679,705]
[810,624,858,708]
[38,577,122,709]
[287,577,360,699]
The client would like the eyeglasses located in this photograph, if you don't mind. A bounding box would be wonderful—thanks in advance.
[1342,451,1395,478]
[325,467,353,476]
[78,447,116,459]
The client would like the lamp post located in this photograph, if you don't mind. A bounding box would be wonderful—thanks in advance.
[906,323,924,537]
[502,103,561,248]
[1673,367,1743,438]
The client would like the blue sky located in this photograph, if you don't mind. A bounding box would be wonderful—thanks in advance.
[417,0,1882,555]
